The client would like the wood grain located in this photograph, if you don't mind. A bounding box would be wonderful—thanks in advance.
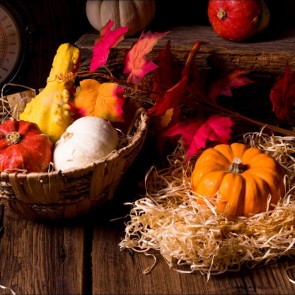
[0,198,294,294]
[91,217,295,295]
[76,26,295,74]
[0,210,86,295]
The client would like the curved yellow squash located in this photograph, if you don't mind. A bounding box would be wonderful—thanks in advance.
[20,43,81,143]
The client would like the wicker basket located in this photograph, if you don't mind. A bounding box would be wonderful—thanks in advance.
[0,89,149,221]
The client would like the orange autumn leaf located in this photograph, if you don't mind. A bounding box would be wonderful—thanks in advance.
[94,82,125,122]
[74,79,101,116]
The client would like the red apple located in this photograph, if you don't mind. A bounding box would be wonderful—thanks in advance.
[208,0,269,42]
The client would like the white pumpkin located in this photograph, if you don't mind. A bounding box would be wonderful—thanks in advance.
[53,116,119,171]
[86,0,156,37]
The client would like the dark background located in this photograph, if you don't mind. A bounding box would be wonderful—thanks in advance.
[9,0,295,88]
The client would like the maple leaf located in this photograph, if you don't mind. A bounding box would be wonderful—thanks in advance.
[73,79,125,122]
[90,20,128,72]
[147,42,202,117]
[208,69,253,102]
[163,114,235,161]
[74,79,101,116]
[94,82,125,122]
[152,40,182,98]
[270,64,295,123]
[123,30,170,85]
[147,75,188,117]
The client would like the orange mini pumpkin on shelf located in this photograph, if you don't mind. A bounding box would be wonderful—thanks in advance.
[191,142,285,218]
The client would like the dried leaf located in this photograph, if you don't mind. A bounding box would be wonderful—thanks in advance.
[90,20,128,72]
[208,69,253,102]
[270,64,295,123]
[152,40,182,99]
[164,114,234,161]
[147,76,188,117]
[148,42,202,118]
[74,79,101,116]
[94,82,125,122]
[124,31,170,85]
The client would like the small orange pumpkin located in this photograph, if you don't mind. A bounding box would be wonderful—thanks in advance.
[191,143,285,217]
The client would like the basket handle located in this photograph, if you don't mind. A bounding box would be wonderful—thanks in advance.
[126,107,147,137]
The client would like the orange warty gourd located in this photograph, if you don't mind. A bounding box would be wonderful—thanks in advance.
[191,143,285,217]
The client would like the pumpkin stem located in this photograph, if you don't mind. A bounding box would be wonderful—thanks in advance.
[217,9,227,20]
[6,131,22,144]
[229,157,245,174]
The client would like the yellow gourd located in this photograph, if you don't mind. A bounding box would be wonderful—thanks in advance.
[20,43,81,143]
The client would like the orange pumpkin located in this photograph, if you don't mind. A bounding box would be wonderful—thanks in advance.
[191,143,285,217]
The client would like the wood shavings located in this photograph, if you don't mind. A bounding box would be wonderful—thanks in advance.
[119,133,295,279]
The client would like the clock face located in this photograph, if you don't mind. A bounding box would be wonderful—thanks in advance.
[0,3,23,85]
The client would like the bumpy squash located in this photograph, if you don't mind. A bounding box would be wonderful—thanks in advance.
[86,0,156,37]
[20,43,81,143]
[0,119,52,173]
[191,143,285,217]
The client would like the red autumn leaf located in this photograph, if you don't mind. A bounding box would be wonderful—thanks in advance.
[181,42,202,78]
[270,64,295,123]
[163,114,234,161]
[147,42,202,117]
[208,69,253,102]
[90,20,128,72]
[152,40,182,99]
[123,31,170,85]
[147,76,188,117]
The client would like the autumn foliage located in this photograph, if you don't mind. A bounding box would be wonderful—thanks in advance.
[77,20,293,163]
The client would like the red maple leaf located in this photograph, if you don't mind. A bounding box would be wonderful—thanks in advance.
[147,42,202,117]
[270,64,295,123]
[123,31,170,85]
[90,20,128,72]
[163,114,235,161]
[151,40,182,99]
[147,76,188,117]
[208,69,253,102]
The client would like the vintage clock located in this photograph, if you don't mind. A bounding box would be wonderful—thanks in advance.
[0,0,33,88]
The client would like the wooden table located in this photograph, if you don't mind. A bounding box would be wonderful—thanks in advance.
[0,164,295,295]
[0,26,295,295]
[1,161,295,295]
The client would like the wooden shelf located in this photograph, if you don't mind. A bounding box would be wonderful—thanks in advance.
[76,25,295,75]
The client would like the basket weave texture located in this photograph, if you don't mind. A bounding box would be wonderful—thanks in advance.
[0,90,149,221]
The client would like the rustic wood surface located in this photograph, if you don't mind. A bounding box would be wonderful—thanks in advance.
[0,25,295,294]
[76,26,295,75]
[0,189,295,295]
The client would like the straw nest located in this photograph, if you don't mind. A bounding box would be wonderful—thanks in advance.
[119,130,295,280]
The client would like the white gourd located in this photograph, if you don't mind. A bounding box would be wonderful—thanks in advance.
[86,0,156,37]
[53,116,119,171]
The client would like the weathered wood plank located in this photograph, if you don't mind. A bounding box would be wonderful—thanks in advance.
[91,219,295,295]
[0,211,87,295]
[76,26,295,74]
